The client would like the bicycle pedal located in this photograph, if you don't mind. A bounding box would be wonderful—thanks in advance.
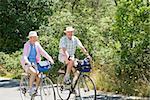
[33,93,40,96]
[71,89,76,94]
[64,85,71,90]
[64,80,72,85]
[21,88,27,94]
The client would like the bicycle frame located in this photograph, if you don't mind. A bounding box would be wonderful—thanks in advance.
[20,63,56,100]
[70,71,82,93]
[57,57,96,100]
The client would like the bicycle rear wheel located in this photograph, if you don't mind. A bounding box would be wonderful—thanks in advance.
[40,77,56,100]
[20,74,30,100]
[56,74,71,100]
[77,74,96,100]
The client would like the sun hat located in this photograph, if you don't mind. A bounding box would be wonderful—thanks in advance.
[64,26,75,33]
[28,31,38,38]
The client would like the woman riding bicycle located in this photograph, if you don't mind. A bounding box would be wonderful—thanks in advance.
[20,31,54,95]
[58,26,92,85]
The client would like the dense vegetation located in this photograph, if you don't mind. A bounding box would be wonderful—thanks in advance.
[0,0,149,96]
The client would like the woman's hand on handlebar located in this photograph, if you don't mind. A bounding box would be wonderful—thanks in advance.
[25,62,31,66]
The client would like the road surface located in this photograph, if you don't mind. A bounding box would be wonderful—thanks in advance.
[0,77,148,100]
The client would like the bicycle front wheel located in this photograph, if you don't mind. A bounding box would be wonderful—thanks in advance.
[40,77,56,100]
[20,74,30,100]
[77,74,96,100]
[56,74,71,100]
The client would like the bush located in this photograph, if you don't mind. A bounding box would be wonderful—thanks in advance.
[0,51,23,78]
[111,0,150,96]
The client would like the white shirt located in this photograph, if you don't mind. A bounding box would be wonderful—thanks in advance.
[59,36,84,57]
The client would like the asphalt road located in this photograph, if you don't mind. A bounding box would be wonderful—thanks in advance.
[0,77,148,100]
[0,77,20,100]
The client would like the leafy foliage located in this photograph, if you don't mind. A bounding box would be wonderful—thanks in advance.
[0,0,150,96]
[0,0,57,53]
[0,51,22,78]
[112,0,150,95]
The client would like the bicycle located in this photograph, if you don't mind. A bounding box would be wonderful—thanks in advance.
[56,57,97,100]
[19,61,56,100]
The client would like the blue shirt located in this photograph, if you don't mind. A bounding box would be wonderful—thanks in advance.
[28,44,37,64]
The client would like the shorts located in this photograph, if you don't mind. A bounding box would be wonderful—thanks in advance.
[58,54,75,64]
[58,55,65,63]
[22,64,38,73]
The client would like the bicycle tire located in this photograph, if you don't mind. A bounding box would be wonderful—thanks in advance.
[40,77,56,100]
[20,74,30,100]
[77,74,96,100]
[56,74,72,100]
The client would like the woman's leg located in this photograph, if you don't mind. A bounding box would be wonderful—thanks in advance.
[27,66,37,89]
[35,75,40,90]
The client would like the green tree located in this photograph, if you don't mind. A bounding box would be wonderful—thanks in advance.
[0,0,56,53]
[112,0,150,95]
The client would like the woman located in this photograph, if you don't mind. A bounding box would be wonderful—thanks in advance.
[21,31,54,95]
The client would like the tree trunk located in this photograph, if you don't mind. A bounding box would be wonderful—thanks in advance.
[147,0,149,6]
[114,0,118,6]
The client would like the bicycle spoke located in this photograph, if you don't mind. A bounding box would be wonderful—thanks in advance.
[41,77,56,100]
[78,75,96,100]
[20,75,31,100]
[56,74,72,100]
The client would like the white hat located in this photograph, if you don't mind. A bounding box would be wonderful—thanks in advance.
[64,26,75,33]
[28,31,38,38]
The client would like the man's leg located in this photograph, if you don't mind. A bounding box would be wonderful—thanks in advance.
[64,60,74,84]
[66,60,74,75]
[72,67,80,85]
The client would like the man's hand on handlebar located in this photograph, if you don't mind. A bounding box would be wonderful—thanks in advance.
[50,61,54,65]
[87,54,92,61]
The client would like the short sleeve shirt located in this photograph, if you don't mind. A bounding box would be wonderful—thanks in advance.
[59,36,84,56]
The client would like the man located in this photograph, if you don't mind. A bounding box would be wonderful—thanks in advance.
[58,26,91,84]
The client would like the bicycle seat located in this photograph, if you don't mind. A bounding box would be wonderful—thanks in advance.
[21,73,28,76]
[58,69,65,74]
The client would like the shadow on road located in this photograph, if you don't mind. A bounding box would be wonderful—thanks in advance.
[96,94,123,100]
[0,79,19,88]
[75,94,123,100]
[0,78,148,100]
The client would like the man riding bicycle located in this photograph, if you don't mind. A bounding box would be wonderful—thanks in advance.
[20,31,54,95]
[58,26,91,85]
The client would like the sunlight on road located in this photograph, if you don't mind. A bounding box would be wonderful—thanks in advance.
[0,77,148,100]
